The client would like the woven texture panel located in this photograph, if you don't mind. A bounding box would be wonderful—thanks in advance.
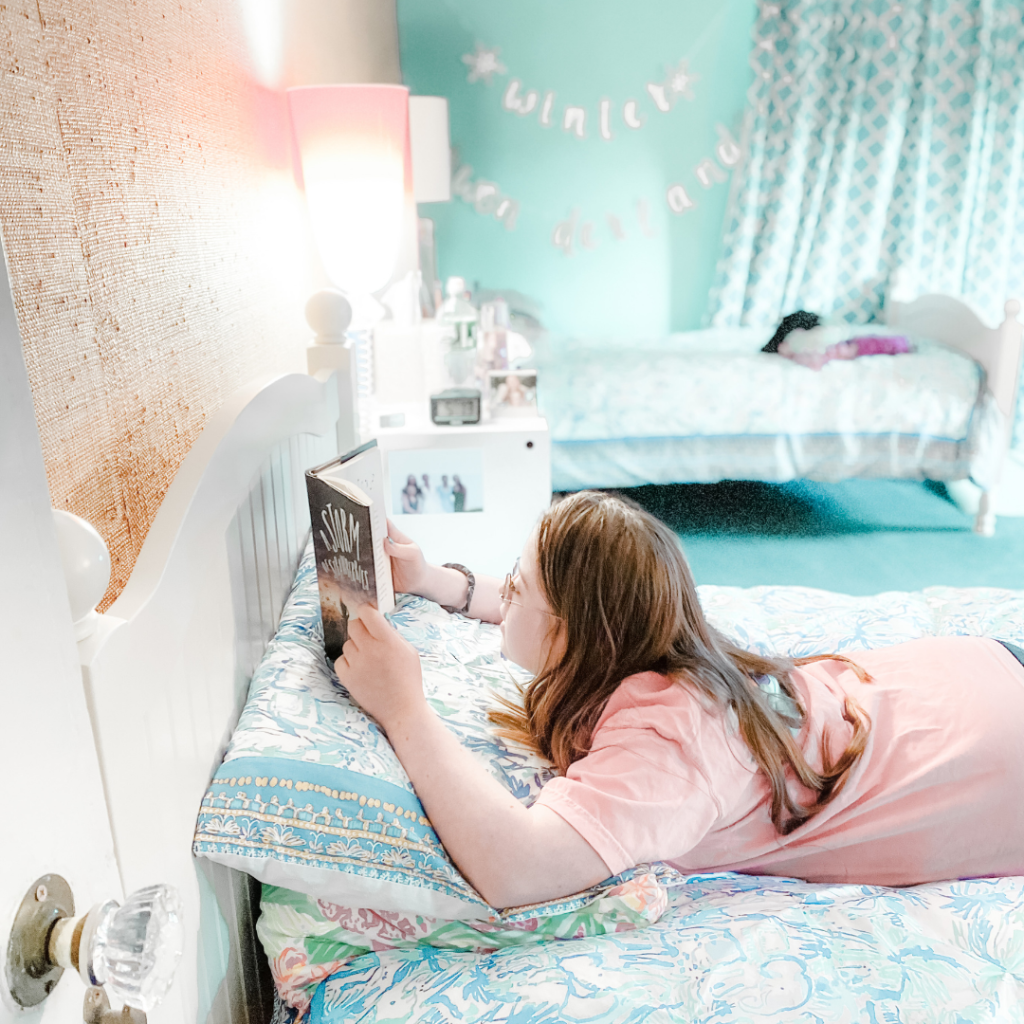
[0,0,334,607]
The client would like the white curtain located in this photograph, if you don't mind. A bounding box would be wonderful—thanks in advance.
[708,0,1024,441]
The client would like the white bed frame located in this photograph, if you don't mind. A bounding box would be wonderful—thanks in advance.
[73,290,1023,1024]
[78,372,343,1024]
[885,291,1023,535]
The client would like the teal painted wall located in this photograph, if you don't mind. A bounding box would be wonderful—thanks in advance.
[397,0,757,337]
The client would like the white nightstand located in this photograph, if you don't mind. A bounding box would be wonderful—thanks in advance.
[370,401,552,578]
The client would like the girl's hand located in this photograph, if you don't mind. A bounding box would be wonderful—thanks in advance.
[386,520,430,596]
[384,519,500,620]
[334,604,425,732]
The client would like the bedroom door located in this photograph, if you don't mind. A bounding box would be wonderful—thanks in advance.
[0,242,125,1022]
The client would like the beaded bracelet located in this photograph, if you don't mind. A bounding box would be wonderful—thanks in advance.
[441,563,475,615]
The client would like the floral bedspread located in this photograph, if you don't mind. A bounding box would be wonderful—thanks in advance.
[261,867,674,1016]
[236,544,1024,1023]
[311,872,1024,1024]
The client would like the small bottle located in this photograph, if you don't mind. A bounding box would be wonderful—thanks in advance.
[478,298,510,372]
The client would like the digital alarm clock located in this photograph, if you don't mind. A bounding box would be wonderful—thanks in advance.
[430,388,481,426]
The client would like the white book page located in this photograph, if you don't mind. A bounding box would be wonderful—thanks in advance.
[319,446,395,614]
[320,476,370,506]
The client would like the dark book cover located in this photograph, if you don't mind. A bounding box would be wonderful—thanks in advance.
[305,471,378,663]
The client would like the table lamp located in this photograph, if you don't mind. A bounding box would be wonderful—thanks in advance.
[288,84,412,441]
[287,84,411,327]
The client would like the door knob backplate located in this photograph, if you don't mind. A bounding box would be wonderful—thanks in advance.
[5,873,75,1007]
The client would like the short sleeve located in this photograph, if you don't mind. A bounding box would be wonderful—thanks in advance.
[533,718,723,877]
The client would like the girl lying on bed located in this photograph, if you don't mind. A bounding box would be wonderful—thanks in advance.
[335,490,1024,909]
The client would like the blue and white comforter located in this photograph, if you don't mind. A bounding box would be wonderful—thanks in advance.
[234,547,1024,1023]
[313,872,1024,1023]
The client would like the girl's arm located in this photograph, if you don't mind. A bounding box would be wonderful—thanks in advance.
[387,520,504,624]
[336,606,612,908]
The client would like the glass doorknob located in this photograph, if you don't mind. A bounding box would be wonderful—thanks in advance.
[71,885,185,1012]
[5,876,183,1012]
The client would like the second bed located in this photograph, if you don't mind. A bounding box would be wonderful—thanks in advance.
[532,292,1023,535]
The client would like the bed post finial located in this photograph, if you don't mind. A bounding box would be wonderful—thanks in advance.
[306,290,353,345]
[1005,298,1021,323]
[305,290,359,453]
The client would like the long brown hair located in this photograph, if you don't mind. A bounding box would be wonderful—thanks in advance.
[490,490,872,835]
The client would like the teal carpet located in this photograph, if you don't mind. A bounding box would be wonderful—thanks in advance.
[623,479,1024,595]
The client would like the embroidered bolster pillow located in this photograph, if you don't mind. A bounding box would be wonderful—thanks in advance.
[194,541,592,921]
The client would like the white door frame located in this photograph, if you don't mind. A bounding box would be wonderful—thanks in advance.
[0,237,124,1023]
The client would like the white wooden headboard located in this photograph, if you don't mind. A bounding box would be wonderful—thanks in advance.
[78,373,340,1024]
[886,293,1023,430]
[886,292,1023,534]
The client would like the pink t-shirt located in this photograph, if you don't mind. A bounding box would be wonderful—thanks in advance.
[535,636,1024,886]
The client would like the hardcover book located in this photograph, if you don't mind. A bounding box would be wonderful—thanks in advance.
[305,440,395,662]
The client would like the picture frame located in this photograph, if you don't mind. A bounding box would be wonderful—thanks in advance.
[487,369,538,418]
[389,447,484,515]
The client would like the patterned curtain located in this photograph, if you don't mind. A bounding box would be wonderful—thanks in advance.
[708,0,1024,336]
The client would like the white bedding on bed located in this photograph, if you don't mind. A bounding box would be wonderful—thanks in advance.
[539,332,980,441]
[532,330,999,491]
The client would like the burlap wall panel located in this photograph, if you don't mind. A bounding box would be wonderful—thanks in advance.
[0,0,337,608]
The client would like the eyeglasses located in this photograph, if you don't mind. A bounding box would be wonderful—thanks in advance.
[499,558,560,617]
[499,557,522,606]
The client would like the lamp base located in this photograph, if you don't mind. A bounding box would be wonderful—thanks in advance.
[346,327,374,442]
[338,289,387,443]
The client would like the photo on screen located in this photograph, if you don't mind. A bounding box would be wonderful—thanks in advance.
[389,447,484,515]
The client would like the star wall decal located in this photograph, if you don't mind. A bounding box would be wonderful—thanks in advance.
[663,58,699,102]
[462,43,507,85]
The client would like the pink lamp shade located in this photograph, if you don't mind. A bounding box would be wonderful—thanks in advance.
[287,84,412,296]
